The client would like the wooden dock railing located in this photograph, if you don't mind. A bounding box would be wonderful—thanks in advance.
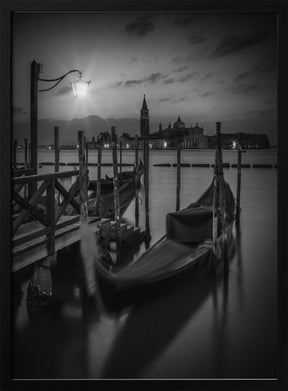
[12,170,81,254]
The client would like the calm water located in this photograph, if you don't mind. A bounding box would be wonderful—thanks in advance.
[13,149,277,379]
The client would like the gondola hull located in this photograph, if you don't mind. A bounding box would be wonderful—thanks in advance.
[95,178,236,306]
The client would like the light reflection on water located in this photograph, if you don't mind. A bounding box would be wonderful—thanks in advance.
[13,150,277,379]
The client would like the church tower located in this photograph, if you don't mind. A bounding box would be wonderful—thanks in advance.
[140,95,149,138]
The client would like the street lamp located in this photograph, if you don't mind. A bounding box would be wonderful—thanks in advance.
[30,60,90,175]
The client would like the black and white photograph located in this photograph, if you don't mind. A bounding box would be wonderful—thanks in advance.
[1,2,286,387]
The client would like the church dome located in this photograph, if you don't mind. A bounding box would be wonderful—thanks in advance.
[173,115,185,129]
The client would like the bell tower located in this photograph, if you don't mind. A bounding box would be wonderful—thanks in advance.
[140,95,149,138]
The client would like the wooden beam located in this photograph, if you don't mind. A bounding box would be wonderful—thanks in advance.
[54,126,60,173]
[111,126,121,262]
[78,131,88,222]
[12,180,49,233]
[55,178,80,221]
[46,175,56,255]
[24,138,28,168]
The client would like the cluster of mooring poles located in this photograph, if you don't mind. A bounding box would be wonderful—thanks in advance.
[18,120,242,304]
[76,127,150,265]
[173,121,242,277]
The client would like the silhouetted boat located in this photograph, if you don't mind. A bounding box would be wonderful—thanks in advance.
[66,162,143,219]
[95,175,235,297]
[87,162,143,218]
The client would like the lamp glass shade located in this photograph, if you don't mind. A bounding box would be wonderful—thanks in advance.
[72,79,90,97]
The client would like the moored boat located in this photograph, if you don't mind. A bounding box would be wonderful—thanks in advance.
[65,162,143,218]
[95,122,236,301]
[87,162,143,218]
[95,177,236,297]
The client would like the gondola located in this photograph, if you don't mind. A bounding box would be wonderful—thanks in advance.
[95,173,236,298]
[66,162,143,219]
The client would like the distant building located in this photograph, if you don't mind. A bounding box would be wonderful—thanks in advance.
[91,96,271,150]
[140,95,149,138]
[149,115,208,149]
[207,132,270,149]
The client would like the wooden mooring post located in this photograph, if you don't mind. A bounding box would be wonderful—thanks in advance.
[78,131,99,297]
[119,140,122,183]
[85,138,89,166]
[54,126,60,173]
[216,122,229,274]
[176,140,181,211]
[78,131,88,222]
[135,135,139,227]
[236,146,242,225]
[111,126,121,262]
[24,138,28,168]
[96,142,102,216]
[144,134,150,237]
[212,150,219,248]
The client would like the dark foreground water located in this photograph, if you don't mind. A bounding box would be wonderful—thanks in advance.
[12,149,277,379]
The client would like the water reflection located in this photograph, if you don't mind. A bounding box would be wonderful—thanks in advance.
[101,234,236,378]
[235,223,245,311]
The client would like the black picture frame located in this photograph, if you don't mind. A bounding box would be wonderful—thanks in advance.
[1,1,288,390]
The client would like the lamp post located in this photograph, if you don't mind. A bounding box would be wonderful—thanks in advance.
[30,60,90,175]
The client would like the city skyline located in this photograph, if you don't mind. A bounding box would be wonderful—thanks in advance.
[13,12,277,142]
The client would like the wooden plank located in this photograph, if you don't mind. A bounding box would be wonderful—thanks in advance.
[12,170,79,185]
[12,169,34,177]
[12,216,104,272]
[12,180,49,232]
[55,177,80,220]
[12,226,51,247]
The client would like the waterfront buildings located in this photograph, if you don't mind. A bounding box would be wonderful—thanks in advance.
[88,96,270,150]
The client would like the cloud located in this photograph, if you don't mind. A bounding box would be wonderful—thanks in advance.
[233,71,249,83]
[230,83,259,94]
[158,97,171,102]
[55,85,71,96]
[124,72,165,87]
[172,97,186,103]
[248,108,277,117]
[163,78,175,84]
[200,91,214,97]
[173,66,188,73]
[178,72,199,82]
[211,32,267,58]
[110,81,123,88]
[146,73,163,83]
[131,56,138,62]
[173,14,195,26]
[124,79,143,87]
[125,15,154,37]
[173,55,185,63]
[201,73,213,81]
[188,32,206,44]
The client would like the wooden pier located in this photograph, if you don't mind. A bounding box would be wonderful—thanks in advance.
[12,170,113,273]
[12,166,144,274]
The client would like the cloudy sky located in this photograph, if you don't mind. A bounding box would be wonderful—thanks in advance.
[13,12,277,140]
